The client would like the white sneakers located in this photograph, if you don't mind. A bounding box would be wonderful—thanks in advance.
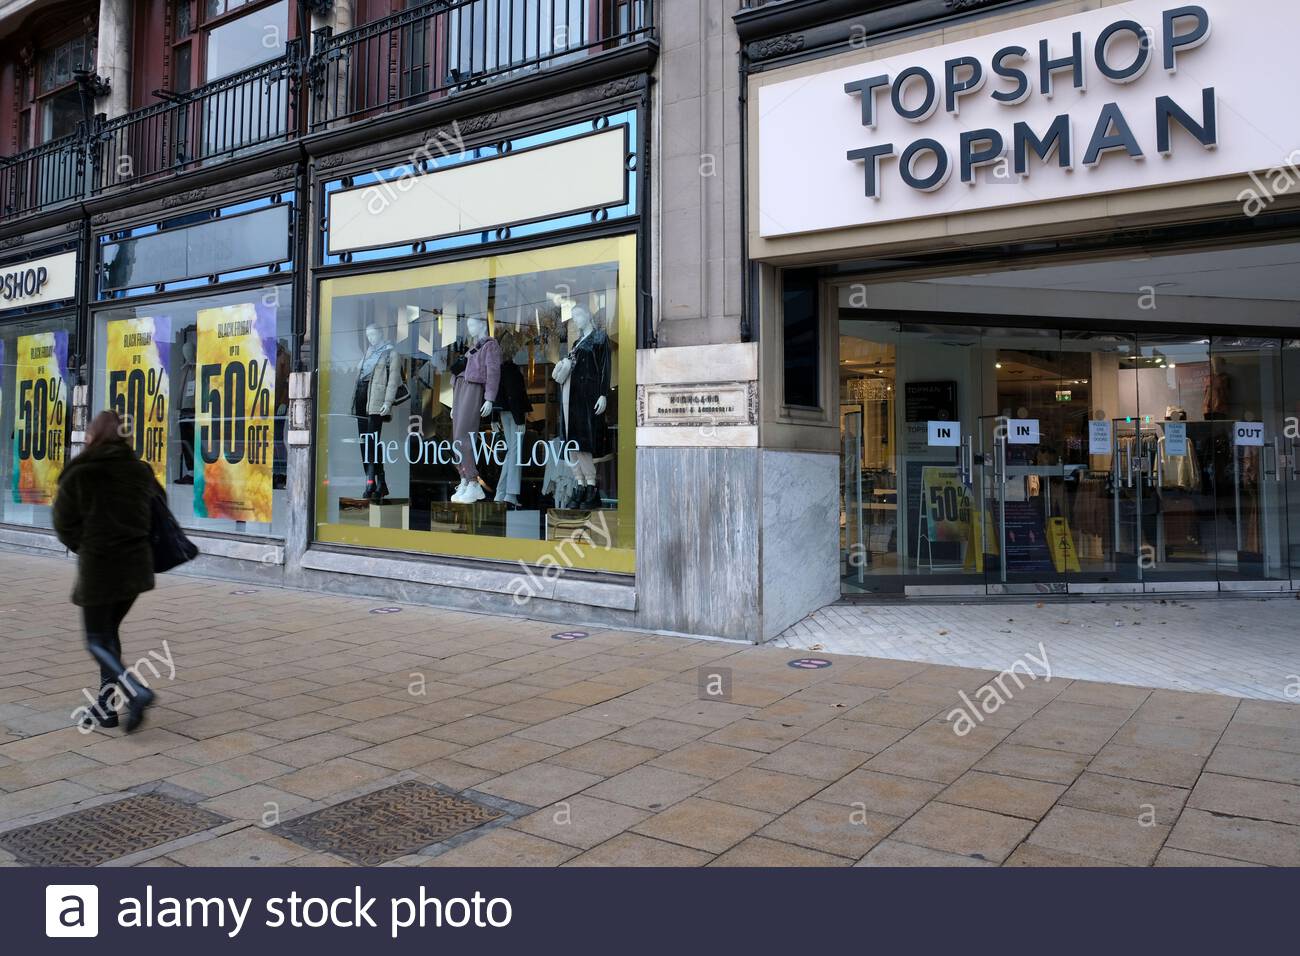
[452,479,486,504]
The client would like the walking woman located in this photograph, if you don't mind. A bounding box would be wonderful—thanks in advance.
[53,410,158,732]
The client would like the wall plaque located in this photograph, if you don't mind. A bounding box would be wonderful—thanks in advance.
[638,382,757,427]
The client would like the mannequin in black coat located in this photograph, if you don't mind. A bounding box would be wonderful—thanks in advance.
[556,306,610,509]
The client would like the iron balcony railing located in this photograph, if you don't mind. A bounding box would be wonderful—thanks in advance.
[0,134,84,219]
[310,0,654,129]
[95,46,300,193]
[0,2,657,221]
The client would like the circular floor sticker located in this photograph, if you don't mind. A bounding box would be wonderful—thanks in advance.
[230,589,259,595]
[787,657,833,670]
[551,631,589,641]
[370,607,403,615]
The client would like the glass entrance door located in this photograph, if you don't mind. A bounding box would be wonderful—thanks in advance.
[977,328,1070,594]
[1285,341,1300,587]
[1122,335,1218,589]
[1209,338,1292,589]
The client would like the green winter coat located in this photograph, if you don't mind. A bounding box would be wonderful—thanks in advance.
[53,439,156,607]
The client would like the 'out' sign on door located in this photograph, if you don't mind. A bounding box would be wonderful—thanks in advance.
[1233,422,1265,446]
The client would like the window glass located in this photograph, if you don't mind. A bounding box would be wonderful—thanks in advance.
[92,284,292,538]
[205,0,287,80]
[40,88,83,142]
[40,33,96,93]
[783,268,821,408]
[0,313,75,530]
[316,235,635,573]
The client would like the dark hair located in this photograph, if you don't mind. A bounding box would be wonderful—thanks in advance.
[86,410,127,447]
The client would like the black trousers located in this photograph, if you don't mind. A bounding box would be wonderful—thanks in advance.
[354,379,385,482]
[83,598,138,702]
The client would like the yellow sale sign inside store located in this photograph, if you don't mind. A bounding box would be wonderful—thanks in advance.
[105,316,171,486]
[12,331,69,505]
[194,303,276,523]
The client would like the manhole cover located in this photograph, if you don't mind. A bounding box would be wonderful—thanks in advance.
[273,781,504,865]
[787,657,833,669]
[0,793,227,866]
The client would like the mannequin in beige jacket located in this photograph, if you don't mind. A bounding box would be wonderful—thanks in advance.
[354,323,402,501]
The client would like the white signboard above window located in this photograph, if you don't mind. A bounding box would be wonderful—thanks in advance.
[756,0,1300,237]
[0,250,77,314]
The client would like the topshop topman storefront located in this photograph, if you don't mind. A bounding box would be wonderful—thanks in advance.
[749,0,1300,600]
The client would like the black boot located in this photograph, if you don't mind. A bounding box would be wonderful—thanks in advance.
[583,485,602,509]
[122,683,156,734]
[92,683,120,729]
[374,475,390,503]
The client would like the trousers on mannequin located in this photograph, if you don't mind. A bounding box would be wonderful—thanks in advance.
[561,377,601,509]
[354,377,387,498]
[452,375,485,481]
[495,411,525,504]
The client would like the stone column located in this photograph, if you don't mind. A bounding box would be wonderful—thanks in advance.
[95,0,131,118]
[283,371,314,584]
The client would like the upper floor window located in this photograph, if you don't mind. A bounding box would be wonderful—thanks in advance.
[34,26,98,143]
[164,0,293,94]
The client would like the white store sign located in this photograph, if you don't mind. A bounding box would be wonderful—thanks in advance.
[1088,420,1113,455]
[0,250,77,313]
[757,0,1300,237]
[928,420,961,446]
[1233,421,1265,447]
[1007,419,1040,444]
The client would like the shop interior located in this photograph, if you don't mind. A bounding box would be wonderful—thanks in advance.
[837,241,1300,595]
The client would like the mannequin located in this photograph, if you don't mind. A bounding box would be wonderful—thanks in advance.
[450,315,500,504]
[554,306,610,509]
[493,331,532,507]
[354,322,401,501]
[1204,356,1230,420]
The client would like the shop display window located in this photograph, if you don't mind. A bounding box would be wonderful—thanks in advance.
[91,284,293,537]
[315,234,635,572]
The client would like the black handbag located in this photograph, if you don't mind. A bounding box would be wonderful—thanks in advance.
[150,489,199,573]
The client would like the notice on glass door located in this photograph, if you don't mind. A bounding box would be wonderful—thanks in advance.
[1233,421,1265,447]
[1165,422,1188,456]
[1088,421,1112,455]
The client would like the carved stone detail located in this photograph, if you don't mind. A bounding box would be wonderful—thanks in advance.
[596,76,641,99]
[750,34,805,60]
[160,188,208,209]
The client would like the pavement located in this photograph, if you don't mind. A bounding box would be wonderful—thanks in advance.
[777,595,1300,702]
[1,548,1298,867]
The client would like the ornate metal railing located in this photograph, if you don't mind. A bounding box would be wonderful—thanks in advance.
[0,134,84,219]
[0,2,657,221]
[309,0,654,129]
[94,46,300,193]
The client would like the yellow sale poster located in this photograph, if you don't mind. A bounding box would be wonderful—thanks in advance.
[194,302,276,522]
[920,466,972,543]
[12,331,69,505]
[105,316,171,486]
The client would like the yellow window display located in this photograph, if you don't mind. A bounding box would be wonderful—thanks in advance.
[315,234,636,573]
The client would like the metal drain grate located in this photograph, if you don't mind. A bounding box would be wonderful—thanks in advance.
[0,792,227,866]
[274,781,505,865]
